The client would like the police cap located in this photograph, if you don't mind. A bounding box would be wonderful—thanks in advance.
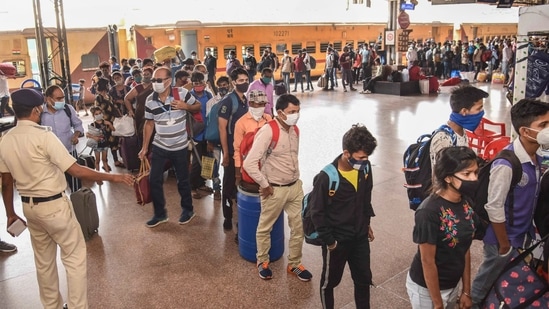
[11,88,44,108]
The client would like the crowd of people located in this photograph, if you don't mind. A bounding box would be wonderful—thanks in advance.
[1,40,549,309]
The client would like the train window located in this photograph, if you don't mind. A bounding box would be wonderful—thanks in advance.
[358,40,366,48]
[320,42,330,53]
[224,45,236,59]
[346,40,354,49]
[242,44,254,56]
[204,47,218,58]
[306,42,316,54]
[333,41,342,51]
[291,43,302,54]
[144,36,153,45]
[259,44,271,55]
[275,43,286,55]
[81,53,100,71]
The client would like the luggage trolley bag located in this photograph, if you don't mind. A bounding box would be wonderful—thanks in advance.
[70,187,99,241]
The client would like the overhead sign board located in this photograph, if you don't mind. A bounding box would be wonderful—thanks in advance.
[400,3,416,10]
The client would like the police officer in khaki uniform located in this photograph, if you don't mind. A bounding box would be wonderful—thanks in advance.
[0,88,134,309]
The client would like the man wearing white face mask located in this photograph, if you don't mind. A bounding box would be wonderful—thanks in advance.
[243,94,312,282]
[233,90,272,192]
[471,98,549,307]
[138,67,200,228]
[42,85,84,192]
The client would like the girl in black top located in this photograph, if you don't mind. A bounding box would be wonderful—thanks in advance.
[406,146,482,309]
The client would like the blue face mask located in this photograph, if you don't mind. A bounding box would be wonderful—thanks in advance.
[53,101,65,110]
[449,110,485,131]
[261,77,272,85]
[348,157,370,172]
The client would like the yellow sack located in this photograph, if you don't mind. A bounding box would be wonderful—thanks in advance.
[201,156,216,179]
[154,46,176,63]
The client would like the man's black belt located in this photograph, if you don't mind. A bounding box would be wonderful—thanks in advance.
[269,180,297,187]
[21,193,63,204]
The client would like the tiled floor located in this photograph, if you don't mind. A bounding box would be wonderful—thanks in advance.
[0,82,513,308]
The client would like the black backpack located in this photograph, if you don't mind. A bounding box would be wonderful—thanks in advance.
[472,149,522,228]
[403,125,455,210]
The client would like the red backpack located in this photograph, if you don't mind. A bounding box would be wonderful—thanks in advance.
[240,120,299,185]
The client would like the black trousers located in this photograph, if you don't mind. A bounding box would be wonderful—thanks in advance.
[320,236,372,309]
[222,155,236,220]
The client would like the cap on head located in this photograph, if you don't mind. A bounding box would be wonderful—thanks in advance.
[248,90,267,104]
[11,88,44,108]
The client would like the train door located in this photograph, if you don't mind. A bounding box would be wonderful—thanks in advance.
[180,30,198,59]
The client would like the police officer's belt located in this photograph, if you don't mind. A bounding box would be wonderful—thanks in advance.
[21,193,63,204]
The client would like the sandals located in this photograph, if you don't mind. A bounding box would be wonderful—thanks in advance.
[102,165,111,173]
[114,161,125,168]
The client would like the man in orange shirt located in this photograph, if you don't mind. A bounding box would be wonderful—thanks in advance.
[233,90,272,192]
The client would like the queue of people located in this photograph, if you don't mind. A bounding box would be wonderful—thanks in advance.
[1,42,549,309]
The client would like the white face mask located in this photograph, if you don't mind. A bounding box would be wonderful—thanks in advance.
[152,82,167,93]
[282,112,299,126]
[537,127,549,151]
[249,107,265,121]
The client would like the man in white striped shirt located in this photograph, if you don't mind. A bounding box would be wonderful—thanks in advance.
[138,67,201,228]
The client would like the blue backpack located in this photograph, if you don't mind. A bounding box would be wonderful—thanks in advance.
[402,125,456,210]
[302,164,340,246]
[204,92,239,144]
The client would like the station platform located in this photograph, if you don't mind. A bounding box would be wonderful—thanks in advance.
[0,81,514,308]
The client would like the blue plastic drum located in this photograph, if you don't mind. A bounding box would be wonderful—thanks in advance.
[237,187,284,263]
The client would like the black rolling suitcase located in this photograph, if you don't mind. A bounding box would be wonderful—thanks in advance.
[120,135,140,171]
[70,187,99,241]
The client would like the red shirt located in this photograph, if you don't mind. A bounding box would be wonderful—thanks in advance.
[409,65,421,81]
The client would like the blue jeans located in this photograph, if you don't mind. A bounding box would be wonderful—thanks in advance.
[294,71,303,91]
[325,68,335,88]
[304,70,313,89]
[149,145,193,219]
[471,244,514,307]
[282,72,291,92]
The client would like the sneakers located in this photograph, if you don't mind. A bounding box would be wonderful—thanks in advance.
[223,218,232,230]
[258,262,273,280]
[288,264,313,282]
[178,212,195,225]
[0,240,17,253]
[146,217,168,228]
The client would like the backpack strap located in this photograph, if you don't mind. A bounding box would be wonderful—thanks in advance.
[227,92,239,135]
[494,149,523,226]
[266,121,299,153]
[434,124,457,145]
[322,164,340,197]
[64,104,73,128]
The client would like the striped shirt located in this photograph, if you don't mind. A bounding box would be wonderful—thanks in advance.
[144,87,196,151]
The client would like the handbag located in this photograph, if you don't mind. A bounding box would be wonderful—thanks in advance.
[483,235,549,309]
[134,159,151,205]
[200,155,216,179]
[112,115,135,137]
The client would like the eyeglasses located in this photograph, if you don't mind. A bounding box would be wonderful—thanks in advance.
[150,77,170,83]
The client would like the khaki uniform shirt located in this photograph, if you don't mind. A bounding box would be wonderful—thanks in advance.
[0,120,76,197]
[242,118,299,188]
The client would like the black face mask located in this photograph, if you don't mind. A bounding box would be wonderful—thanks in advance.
[450,175,478,197]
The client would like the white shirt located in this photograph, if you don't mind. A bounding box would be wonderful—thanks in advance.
[0,75,9,97]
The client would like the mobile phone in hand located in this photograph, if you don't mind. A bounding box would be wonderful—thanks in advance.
[7,218,26,237]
